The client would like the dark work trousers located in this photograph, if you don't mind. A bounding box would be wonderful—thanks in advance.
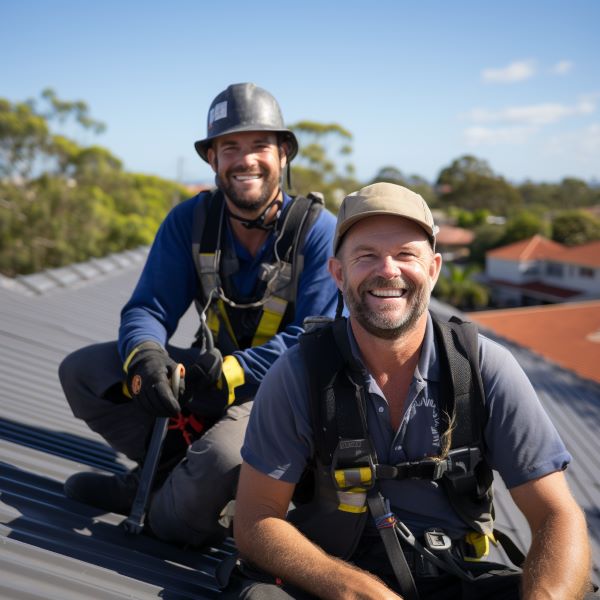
[221,536,524,599]
[59,341,252,547]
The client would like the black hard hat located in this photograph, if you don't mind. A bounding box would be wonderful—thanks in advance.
[194,83,298,163]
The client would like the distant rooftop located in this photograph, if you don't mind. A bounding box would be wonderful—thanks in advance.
[487,235,565,262]
[488,235,600,268]
[468,300,600,385]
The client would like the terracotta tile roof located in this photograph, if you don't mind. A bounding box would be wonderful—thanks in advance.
[487,235,565,261]
[467,300,600,384]
[557,241,600,268]
[436,225,475,246]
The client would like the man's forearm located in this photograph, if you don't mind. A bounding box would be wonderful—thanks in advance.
[522,508,591,599]
[236,515,401,600]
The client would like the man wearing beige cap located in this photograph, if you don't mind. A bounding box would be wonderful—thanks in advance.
[228,183,594,599]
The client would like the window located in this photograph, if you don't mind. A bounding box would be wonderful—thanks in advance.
[579,267,595,278]
[545,262,564,277]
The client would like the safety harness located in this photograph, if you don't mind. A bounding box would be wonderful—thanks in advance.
[191,189,324,354]
[296,315,525,598]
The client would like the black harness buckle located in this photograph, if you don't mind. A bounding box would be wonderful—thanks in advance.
[424,528,452,552]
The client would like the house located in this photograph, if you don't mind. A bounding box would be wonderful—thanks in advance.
[485,235,600,307]
[1,252,599,596]
[435,224,475,262]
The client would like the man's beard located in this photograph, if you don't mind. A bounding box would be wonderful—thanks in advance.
[343,275,430,340]
[216,164,281,213]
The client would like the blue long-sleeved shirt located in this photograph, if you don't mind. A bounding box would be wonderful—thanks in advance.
[118,191,338,396]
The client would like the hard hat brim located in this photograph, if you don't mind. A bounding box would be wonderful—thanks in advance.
[194,126,298,163]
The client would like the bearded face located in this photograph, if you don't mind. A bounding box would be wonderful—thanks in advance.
[342,274,430,340]
[208,131,286,215]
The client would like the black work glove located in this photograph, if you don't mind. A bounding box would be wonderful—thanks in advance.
[183,348,232,418]
[126,341,185,417]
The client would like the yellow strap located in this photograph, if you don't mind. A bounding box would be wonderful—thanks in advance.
[334,467,373,489]
[338,503,368,514]
[206,306,221,339]
[463,531,492,561]
[122,345,144,373]
[251,296,288,347]
[220,355,245,405]
[216,300,239,349]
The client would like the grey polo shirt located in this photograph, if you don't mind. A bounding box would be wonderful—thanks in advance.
[241,313,571,538]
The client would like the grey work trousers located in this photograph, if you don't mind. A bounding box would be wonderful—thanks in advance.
[59,341,251,547]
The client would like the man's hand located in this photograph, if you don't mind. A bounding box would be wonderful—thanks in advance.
[126,342,184,417]
[183,348,235,417]
[235,462,403,600]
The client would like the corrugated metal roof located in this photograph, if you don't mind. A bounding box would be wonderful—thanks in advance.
[1,255,598,597]
[1,251,231,600]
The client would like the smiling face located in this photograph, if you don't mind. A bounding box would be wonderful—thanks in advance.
[207,130,287,214]
[329,215,442,340]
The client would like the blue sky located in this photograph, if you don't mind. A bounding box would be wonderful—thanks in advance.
[2,0,599,186]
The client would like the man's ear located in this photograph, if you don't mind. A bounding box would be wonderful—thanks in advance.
[429,252,443,289]
[278,142,288,169]
[328,256,344,291]
[207,146,217,173]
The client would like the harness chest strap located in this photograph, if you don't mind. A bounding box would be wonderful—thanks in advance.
[192,190,323,351]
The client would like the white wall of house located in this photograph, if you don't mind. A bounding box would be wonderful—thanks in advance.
[487,257,600,296]
[547,262,600,294]
[486,258,540,283]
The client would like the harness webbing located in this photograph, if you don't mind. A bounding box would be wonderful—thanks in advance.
[299,315,494,528]
[191,190,323,351]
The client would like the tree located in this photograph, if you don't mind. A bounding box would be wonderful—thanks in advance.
[470,223,506,265]
[501,211,549,246]
[289,121,360,210]
[433,264,489,310]
[0,98,50,180]
[436,154,522,214]
[552,210,600,246]
[0,91,188,276]
[519,177,600,210]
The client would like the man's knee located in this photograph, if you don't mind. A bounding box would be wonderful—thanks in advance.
[147,413,250,546]
[59,342,123,415]
[148,447,241,544]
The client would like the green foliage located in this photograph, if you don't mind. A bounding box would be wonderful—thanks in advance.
[551,210,600,246]
[469,223,506,265]
[501,211,550,246]
[519,177,600,210]
[452,208,490,229]
[433,264,489,310]
[0,91,188,276]
[288,120,360,211]
[436,154,522,214]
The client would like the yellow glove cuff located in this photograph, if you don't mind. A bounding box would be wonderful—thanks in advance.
[221,355,245,406]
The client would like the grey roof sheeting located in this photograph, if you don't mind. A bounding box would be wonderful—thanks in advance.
[1,251,599,599]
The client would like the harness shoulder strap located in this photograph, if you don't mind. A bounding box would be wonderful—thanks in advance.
[431,314,487,449]
[299,318,347,465]
[191,188,223,307]
[273,193,324,320]
[431,313,494,535]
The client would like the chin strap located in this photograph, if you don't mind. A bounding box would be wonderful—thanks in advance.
[335,290,345,318]
[226,196,282,231]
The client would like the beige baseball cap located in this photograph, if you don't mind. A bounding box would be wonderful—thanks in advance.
[333,182,437,253]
